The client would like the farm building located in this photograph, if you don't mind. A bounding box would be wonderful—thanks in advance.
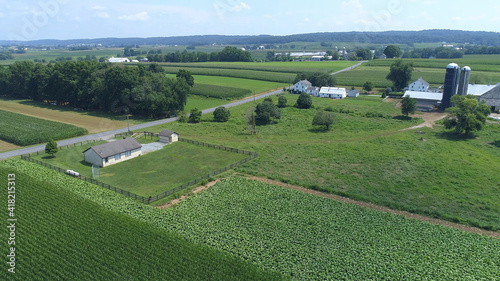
[83,138,142,168]
[306,86,320,96]
[159,130,179,144]
[466,84,496,96]
[293,80,312,93]
[107,57,130,63]
[403,91,443,109]
[478,83,500,112]
[318,87,347,99]
[408,77,430,92]
[348,89,360,98]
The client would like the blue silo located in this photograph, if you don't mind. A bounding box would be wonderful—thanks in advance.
[441,63,460,109]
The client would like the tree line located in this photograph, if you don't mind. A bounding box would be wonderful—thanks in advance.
[144,46,252,63]
[0,61,191,118]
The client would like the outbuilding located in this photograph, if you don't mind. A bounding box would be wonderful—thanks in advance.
[347,89,360,98]
[159,130,179,144]
[319,87,347,99]
[478,83,500,112]
[83,138,142,168]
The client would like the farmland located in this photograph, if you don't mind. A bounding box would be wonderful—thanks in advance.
[2,159,498,280]
[0,98,133,133]
[191,84,251,99]
[30,140,249,197]
[147,94,500,230]
[0,161,284,281]
[0,109,87,146]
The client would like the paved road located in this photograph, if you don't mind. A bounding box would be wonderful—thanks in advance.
[1,61,364,160]
[0,87,288,159]
[330,61,368,76]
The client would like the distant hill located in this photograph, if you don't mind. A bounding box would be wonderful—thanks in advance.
[1,30,500,47]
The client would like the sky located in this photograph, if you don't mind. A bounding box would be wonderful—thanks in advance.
[1,0,500,41]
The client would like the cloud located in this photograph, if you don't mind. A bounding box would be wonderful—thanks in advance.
[91,5,107,10]
[232,2,251,12]
[119,11,149,21]
[95,12,110,19]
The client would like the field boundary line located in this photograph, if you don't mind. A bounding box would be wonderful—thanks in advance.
[242,175,500,239]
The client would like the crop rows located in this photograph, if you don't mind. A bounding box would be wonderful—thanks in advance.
[161,61,358,74]
[5,158,498,281]
[191,84,252,99]
[0,161,285,281]
[0,110,88,146]
[162,66,295,83]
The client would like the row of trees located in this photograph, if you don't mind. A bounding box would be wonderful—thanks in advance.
[145,46,252,63]
[402,47,464,59]
[293,73,336,88]
[0,61,192,118]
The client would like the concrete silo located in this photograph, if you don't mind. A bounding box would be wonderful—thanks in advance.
[441,63,461,109]
[457,66,471,96]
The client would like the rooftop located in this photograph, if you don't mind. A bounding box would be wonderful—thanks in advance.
[84,138,142,159]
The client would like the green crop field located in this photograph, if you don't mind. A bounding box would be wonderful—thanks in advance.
[145,94,500,230]
[2,159,497,280]
[184,75,287,94]
[184,95,230,112]
[0,110,88,146]
[161,177,500,280]
[30,140,249,197]
[162,66,296,83]
[0,161,284,281]
[335,65,500,88]
[161,60,358,74]
[191,84,252,99]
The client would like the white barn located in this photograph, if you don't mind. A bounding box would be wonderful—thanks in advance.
[159,130,179,144]
[318,87,347,99]
[306,86,320,96]
[108,57,130,63]
[83,138,142,168]
[293,80,312,93]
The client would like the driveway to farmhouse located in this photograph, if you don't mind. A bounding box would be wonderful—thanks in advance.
[0,62,367,160]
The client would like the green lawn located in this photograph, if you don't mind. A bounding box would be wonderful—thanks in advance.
[145,94,500,230]
[31,140,249,197]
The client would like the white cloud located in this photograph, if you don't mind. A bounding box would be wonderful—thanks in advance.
[91,5,107,10]
[118,11,149,21]
[232,2,251,12]
[95,12,110,19]
[304,17,310,22]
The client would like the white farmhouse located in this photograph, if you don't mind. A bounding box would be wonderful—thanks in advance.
[408,77,430,92]
[293,80,312,93]
[306,86,320,96]
[83,138,142,168]
[319,87,347,99]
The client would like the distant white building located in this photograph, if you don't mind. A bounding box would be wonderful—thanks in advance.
[348,89,360,98]
[108,57,130,63]
[293,80,312,93]
[318,87,347,99]
[310,56,324,61]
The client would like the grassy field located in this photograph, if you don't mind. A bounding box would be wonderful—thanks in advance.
[0,161,284,281]
[0,110,87,146]
[0,98,132,133]
[191,84,252,99]
[31,140,249,197]
[144,94,500,230]
[3,159,497,280]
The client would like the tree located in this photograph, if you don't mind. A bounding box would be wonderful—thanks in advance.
[384,45,402,58]
[401,96,417,116]
[356,48,372,60]
[443,95,491,135]
[312,111,335,131]
[255,101,281,125]
[382,87,392,98]
[188,108,202,123]
[45,139,58,157]
[278,95,287,108]
[363,81,373,92]
[213,106,230,122]
[386,59,414,91]
[176,69,194,87]
[296,92,312,109]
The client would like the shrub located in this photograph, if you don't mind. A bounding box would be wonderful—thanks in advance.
[296,92,312,109]
[213,106,231,122]
[277,95,287,108]
[188,108,202,123]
